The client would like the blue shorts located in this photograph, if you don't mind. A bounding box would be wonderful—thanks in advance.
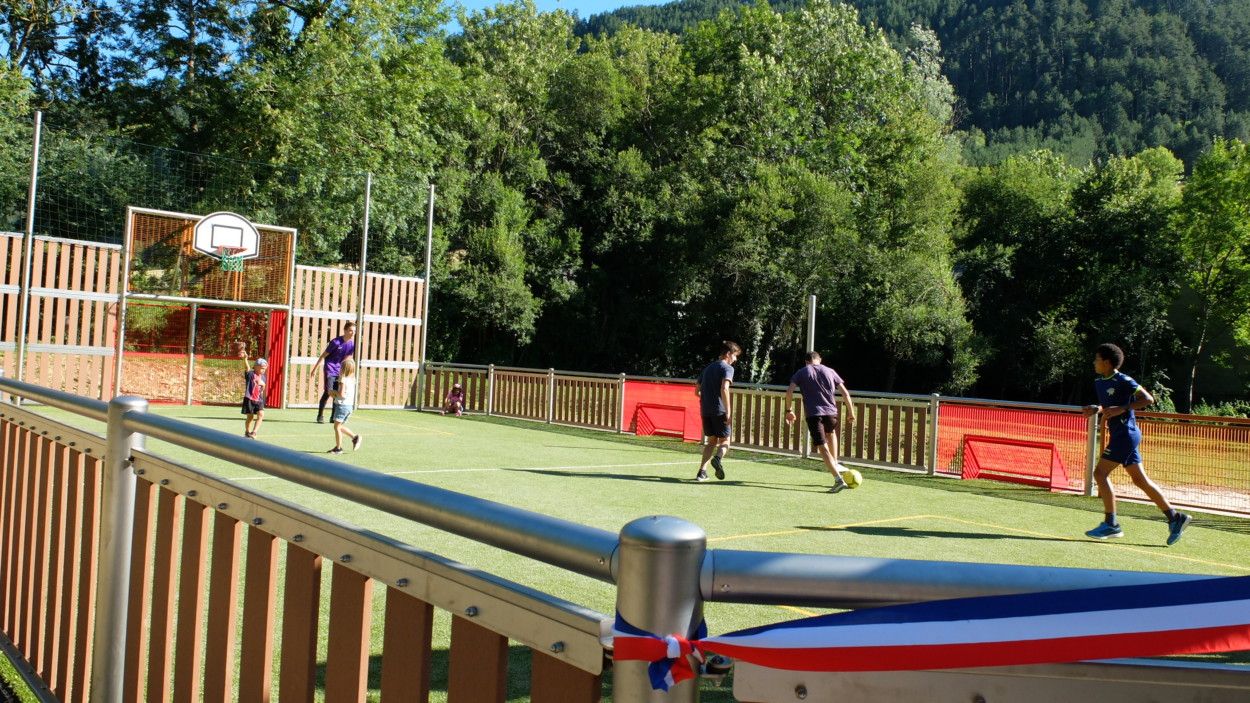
[332,404,353,423]
[1102,430,1142,466]
[701,413,731,439]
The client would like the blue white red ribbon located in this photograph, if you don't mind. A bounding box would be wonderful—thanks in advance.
[613,575,1250,688]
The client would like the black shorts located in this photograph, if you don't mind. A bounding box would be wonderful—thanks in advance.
[702,413,731,439]
[805,414,839,446]
[242,398,265,415]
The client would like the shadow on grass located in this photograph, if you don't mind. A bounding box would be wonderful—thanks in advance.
[798,524,1072,542]
[515,467,823,494]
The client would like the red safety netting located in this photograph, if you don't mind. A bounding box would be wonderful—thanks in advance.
[937,403,1087,492]
[961,435,1069,491]
[623,380,703,442]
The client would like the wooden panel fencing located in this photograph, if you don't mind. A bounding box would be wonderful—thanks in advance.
[287,266,425,409]
[0,400,606,703]
[421,364,490,414]
[845,398,930,471]
[551,374,620,431]
[492,369,550,421]
[1,234,121,400]
[0,412,103,703]
[731,386,803,455]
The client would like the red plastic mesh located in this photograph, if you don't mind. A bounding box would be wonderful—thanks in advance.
[938,403,1087,492]
[623,380,703,442]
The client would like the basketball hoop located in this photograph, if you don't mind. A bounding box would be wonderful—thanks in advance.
[217,246,245,273]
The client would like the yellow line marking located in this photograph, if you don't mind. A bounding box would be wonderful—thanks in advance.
[776,605,819,617]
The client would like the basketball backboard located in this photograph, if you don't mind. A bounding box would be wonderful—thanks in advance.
[192,212,261,259]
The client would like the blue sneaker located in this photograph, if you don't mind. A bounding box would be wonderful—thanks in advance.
[1085,521,1123,539]
[1166,513,1191,546]
[711,454,725,480]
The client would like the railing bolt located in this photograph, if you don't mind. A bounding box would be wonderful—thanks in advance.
[396,578,409,587]
[549,642,564,653]
[464,606,478,617]
[134,469,145,475]
[217,503,228,510]
[339,554,351,563]
[795,684,807,699]
[68,441,75,447]
[160,479,169,485]
[252,518,263,526]
[293,534,304,542]
[187,490,197,497]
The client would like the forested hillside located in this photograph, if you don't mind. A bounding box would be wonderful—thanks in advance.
[3,0,1249,410]
[580,0,1250,167]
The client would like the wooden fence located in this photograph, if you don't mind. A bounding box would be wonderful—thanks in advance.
[0,233,121,400]
[418,363,1250,516]
[0,398,604,703]
[286,266,425,410]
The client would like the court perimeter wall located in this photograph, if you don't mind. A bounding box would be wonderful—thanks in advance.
[420,362,1250,517]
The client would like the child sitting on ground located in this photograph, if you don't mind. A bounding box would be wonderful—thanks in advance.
[442,383,466,416]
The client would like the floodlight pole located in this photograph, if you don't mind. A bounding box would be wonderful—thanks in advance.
[416,184,435,408]
[355,172,371,334]
[806,294,816,352]
[15,110,43,390]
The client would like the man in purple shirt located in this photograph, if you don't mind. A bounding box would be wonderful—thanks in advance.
[785,351,857,493]
[310,321,357,424]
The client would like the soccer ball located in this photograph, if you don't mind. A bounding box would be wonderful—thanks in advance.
[842,468,863,489]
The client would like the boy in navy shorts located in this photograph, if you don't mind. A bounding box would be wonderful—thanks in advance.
[694,341,741,481]
[1082,343,1190,545]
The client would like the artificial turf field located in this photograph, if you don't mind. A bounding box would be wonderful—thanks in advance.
[29,403,1250,701]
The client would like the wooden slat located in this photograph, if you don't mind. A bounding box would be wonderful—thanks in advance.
[121,479,158,702]
[279,543,323,703]
[146,487,184,700]
[52,448,82,701]
[0,424,20,640]
[204,512,243,702]
[447,615,508,703]
[40,439,64,688]
[530,650,601,703]
[69,454,101,703]
[27,437,51,666]
[325,563,372,703]
[239,527,279,703]
[14,429,33,653]
[379,588,434,703]
[173,499,211,703]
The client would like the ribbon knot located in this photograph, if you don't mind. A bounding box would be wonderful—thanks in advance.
[612,614,708,691]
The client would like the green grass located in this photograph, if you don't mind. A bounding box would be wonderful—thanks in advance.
[12,404,1250,701]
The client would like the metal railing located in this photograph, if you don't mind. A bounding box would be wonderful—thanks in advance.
[2,373,1248,702]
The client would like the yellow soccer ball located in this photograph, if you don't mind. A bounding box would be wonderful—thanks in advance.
[843,468,863,488]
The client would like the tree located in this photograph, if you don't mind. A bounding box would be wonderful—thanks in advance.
[1173,138,1250,410]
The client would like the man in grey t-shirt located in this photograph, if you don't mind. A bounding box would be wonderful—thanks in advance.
[694,340,741,481]
[785,351,857,493]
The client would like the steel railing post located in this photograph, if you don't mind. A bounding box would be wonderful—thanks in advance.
[927,393,940,476]
[547,368,555,424]
[618,373,627,433]
[1085,412,1100,497]
[487,364,495,416]
[613,516,706,703]
[90,395,148,703]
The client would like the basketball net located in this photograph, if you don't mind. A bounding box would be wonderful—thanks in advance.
[218,246,245,273]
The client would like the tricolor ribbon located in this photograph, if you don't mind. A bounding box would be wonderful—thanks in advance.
[613,575,1250,690]
[612,615,707,691]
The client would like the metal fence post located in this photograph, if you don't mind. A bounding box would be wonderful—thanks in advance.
[1085,412,1100,497]
[927,393,941,476]
[618,373,627,433]
[487,364,495,416]
[613,516,706,703]
[547,368,555,424]
[91,395,148,703]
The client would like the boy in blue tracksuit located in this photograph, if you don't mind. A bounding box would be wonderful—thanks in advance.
[1082,343,1191,545]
